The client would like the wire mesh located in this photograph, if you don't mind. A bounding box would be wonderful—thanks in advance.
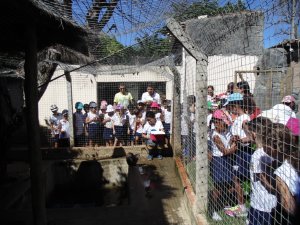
[1,0,300,224]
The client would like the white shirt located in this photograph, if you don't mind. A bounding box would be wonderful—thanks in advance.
[104,113,114,128]
[250,148,277,212]
[112,113,127,126]
[127,112,136,130]
[164,110,172,124]
[87,112,99,124]
[211,130,231,157]
[274,160,299,196]
[141,92,161,104]
[49,113,62,135]
[231,114,250,146]
[59,119,70,138]
[135,117,144,133]
[143,120,164,135]
[155,112,161,122]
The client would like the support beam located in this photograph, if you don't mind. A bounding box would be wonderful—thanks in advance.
[24,23,47,225]
[167,17,208,215]
[66,71,74,147]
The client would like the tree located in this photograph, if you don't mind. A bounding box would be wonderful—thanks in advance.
[172,0,246,22]
[274,0,300,39]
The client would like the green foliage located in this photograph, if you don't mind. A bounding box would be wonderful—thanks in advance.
[134,33,173,60]
[173,0,247,22]
[99,35,125,57]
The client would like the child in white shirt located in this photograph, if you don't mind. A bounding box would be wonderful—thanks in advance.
[142,111,165,160]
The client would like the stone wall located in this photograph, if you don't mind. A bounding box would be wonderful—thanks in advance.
[184,11,264,56]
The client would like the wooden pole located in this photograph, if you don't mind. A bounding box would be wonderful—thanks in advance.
[171,67,182,155]
[24,23,47,225]
[65,71,74,147]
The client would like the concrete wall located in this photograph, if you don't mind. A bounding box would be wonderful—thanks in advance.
[184,11,264,56]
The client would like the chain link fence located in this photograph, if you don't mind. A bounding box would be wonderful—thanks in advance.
[1,0,300,225]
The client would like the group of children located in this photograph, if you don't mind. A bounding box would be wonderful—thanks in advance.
[203,82,299,225]
[49,98,172,160]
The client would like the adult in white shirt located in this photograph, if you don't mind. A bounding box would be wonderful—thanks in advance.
[141,84,161,106]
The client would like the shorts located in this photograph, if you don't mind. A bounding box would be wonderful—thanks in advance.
[128,128,134,141]
[88,123,100,142]
[103,127,113,140]
[146,139,163,148]
[114,125,125,140]
[210,156,232,184]
[248,207,272,225]
[135,132,142,138]
[234,145,252,180]
[163,123,171,138]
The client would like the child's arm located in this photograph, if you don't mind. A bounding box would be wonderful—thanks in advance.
[213,135,237,156]
[276,175,296,214]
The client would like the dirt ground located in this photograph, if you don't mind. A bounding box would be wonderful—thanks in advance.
[0,157,192,225]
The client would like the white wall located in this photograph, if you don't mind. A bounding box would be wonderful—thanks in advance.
[180,52,259,102]
[39,66,173,126]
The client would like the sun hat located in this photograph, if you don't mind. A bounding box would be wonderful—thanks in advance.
[223,93,243,106]
[50,104,58,112]
[260,104,293,125]
[282,95,295,103]
[212,109,231,125]
[150,102,160,109]
[75,102,83,110]
[286,117,300,136]
[106,105,114,113]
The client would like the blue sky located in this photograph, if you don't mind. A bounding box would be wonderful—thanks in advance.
[71,0,298,49]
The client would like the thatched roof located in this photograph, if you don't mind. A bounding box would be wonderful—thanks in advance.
[0,0,90,55]
[0,44,93,99]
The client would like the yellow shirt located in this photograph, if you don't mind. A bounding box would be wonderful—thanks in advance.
[114,92,133,108]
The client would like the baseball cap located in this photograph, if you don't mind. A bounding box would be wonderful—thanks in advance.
[212,109,230,125]
[75,102,83,110]
[223,93,243,106]
[89,101,97,108]
[137,100,144,104]
[282,95,295,103]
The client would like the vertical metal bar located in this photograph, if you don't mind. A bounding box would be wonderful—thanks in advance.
[24,23,47,225]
